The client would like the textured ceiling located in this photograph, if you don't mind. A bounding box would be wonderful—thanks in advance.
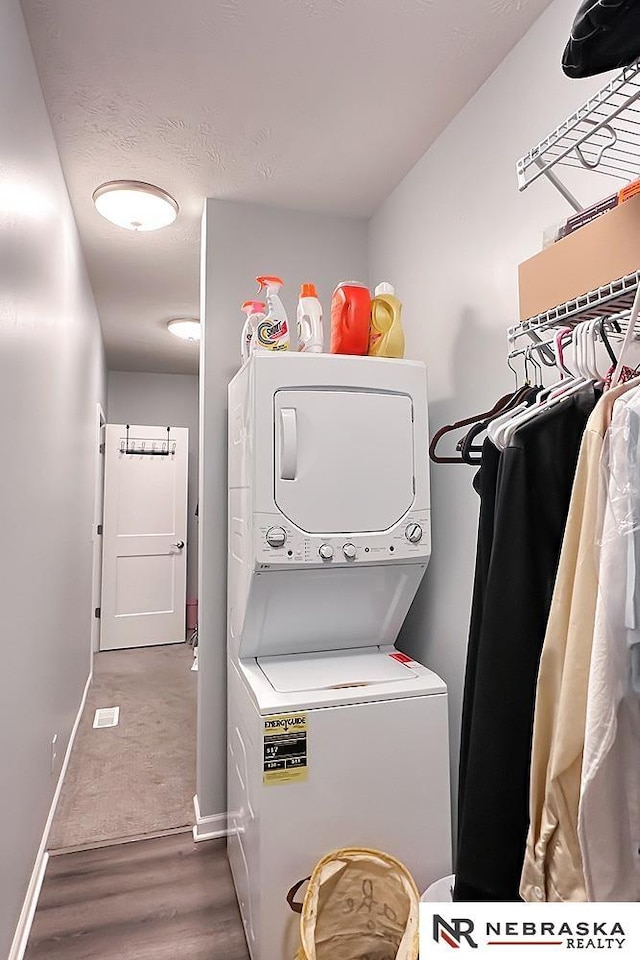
[22,0,553,374]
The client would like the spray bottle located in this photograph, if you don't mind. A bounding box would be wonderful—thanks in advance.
[296,283,324,353]
[240,300,265,363]
[255,275,290,351]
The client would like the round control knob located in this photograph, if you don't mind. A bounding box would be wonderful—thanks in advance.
[266,526,286,548]
[405,522,423,544]
[342,543,357,560]
[319,543,334,561]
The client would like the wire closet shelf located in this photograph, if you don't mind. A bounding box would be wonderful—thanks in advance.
[512,60,640,362]
[517,60,640,206]
[508,272,640,359]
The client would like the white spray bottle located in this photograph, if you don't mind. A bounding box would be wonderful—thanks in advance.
[255,275,290,351]
[297,283,324,353]
[240,300,265,363]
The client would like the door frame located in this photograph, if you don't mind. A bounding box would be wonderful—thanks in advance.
[90,403,107,658]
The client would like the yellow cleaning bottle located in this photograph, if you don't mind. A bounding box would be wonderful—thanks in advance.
[368,282,405,358]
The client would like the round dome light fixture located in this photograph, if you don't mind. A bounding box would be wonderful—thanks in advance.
[167,318,201,342]
[92,180,178,231]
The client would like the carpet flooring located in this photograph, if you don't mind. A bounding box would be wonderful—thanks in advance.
[25,834,249,960]
[48,643,196,851]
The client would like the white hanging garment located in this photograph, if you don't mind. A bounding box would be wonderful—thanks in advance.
[578,385,640,902]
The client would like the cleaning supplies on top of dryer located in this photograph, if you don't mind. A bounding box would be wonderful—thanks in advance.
[296,283,324,353]
[255,275,291,351]
[240,300,265,363]
[368,282,405,359]
[329,281,371,355]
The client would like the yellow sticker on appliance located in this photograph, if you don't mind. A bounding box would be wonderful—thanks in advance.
[263,713,308,785]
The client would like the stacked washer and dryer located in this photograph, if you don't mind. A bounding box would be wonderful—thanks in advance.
[227,352,451,960]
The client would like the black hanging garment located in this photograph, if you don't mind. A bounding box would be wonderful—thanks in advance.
[563,0,640,78]
[456,438,502,816]
[454,389,598,902]
[457,388,541,805]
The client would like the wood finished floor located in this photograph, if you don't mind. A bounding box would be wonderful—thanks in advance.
[25,833,250,960]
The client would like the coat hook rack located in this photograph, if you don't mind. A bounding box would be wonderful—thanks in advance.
[120,425,176,457]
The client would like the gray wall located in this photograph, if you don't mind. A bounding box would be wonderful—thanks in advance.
[0,1,105,954]
[198,199,368,818]
[368,0,614,836]
[107,371,200,601]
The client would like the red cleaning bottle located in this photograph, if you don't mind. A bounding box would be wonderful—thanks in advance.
[329,281,371,356]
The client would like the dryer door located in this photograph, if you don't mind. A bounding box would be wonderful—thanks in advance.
[274,389,415,534]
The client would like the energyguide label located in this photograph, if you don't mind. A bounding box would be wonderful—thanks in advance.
[263,713,308,785]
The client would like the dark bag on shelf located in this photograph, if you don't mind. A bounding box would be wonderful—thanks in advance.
[563,0,640,78]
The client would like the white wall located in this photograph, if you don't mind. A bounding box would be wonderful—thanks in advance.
[369,0,613,831]
[107,371,200,601]
[198,199,368,819]
[0,1,105,954]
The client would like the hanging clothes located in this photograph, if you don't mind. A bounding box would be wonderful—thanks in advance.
[520,379,640,903]
[457,438,502,815]
[578,387,640,901]
[454,387,598,902]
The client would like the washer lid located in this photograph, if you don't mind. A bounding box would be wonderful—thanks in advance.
[257,647,419,693]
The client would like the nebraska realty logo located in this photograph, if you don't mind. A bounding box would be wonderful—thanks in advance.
[432,915,627,950]
[434,915,479,948]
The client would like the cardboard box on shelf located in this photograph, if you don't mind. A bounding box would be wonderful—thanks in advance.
[518,191,640,322]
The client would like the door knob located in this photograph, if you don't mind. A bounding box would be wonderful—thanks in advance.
[172,540,185,549]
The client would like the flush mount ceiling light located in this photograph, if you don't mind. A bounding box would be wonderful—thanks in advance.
[167,318,201,342]
[92,180,178,231]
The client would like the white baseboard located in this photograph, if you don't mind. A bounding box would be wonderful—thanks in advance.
[8,670,92,960]
[192,794,229,842]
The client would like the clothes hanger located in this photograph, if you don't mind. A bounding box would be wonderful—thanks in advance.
[429,391,515,464]
[458,358,534,464]
[541,326,577,401]
[459,389,537,463]
[504,336,595,446]
[610,285,640,389]
[597,316,619,368]
[585,317,608,384]
[487,397,531,449]
[497,331,592,449]
[573,321,589,379]
[489,347,541,449]
[510,328,573,418]
[580,320,595,381]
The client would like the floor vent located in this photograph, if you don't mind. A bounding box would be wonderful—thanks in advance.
[93,706,120,729]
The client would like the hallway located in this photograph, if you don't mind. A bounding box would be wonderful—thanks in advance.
[49,644,196,852]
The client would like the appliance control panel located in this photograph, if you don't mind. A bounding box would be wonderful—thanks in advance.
[254,510,431,568]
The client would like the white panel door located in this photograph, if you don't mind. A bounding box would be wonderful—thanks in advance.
[274,389,415,533]
[100,424,189,650]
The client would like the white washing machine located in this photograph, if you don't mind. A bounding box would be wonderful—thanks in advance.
[227,353,452,960]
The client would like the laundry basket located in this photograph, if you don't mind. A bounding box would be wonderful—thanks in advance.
[287,847,419,960]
